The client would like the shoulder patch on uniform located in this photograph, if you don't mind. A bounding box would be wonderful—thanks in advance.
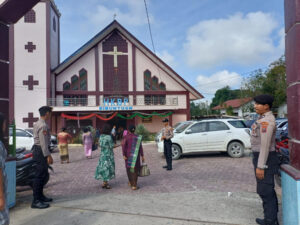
[261,122,269,133]
[260,122,269,126]
[43,130,47,136]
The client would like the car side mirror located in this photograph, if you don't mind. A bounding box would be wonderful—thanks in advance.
[185,129,192,134]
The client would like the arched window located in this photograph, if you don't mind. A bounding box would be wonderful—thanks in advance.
[143,70,166,105]
[24,10,36,23]
[71,75,79,90]
[159,82,166,90]
[79,68,88,90]
[144,70,151,90]
[151,76,159,90]
[79,68,87,78]
[53,17,56,32]
[63,82,70,91]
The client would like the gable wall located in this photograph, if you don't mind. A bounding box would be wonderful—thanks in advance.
[135,48,185,92]
[56,49,95,91]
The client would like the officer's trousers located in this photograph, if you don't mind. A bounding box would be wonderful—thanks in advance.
[32,145,49,202]
[164,140,172,169]
[252,151,279,223]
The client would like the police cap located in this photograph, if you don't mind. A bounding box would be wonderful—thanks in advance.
[162,118,169,122]
[254,94,274,108]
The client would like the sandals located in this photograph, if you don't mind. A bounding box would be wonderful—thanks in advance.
[131,186,139,190]
[102,183,111,189]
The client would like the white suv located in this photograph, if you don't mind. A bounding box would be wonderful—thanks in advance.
[9,128,34,150]
[157,119,251,159]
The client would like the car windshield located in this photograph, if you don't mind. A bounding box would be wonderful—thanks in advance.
[278,121,287,128]
[175,122,193,133]
[227,120,247,128]
[25,129,33,135]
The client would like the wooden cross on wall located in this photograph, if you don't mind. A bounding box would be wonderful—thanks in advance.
[23,113,39,128]
[103,46,127,69]
[23,75,39,90]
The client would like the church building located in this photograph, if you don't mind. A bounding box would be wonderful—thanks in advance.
[9,0,203,133]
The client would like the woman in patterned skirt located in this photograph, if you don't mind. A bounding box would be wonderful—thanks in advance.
[57,128,72,164]
[94,124,115,189]
[0,113,9,225]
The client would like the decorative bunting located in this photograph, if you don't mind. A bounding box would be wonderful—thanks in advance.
[60,112,172,121]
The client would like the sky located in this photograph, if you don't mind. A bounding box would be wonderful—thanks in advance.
[55,0,285,103]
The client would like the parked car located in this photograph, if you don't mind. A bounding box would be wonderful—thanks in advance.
[157,119,251,159]
[276,118,287,129]
[25,128,57,151]
[276,122,288,141]
[9,127,57,151]
[9,128,34,150]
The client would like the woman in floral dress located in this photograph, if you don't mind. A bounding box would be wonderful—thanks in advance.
[95,124,115,189]
[0,113,9,225]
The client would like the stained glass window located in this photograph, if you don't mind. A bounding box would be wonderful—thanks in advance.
[63,82,70,90]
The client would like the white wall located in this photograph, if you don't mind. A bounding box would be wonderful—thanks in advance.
[56,49,95,91]
[278,103,287,118]
[14,2,48,128]
[50,6,59,69]
[135,48,185,92]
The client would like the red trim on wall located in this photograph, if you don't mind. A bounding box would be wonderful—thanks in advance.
[281,164,300,180]
[95,45,100,105]
[9,24,14,123]
[132,44,136,105]
[186,93,190,120]
[56,90,188,95]
[169,113,173,126]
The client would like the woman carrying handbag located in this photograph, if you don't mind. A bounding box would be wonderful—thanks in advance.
[122,125,145,190]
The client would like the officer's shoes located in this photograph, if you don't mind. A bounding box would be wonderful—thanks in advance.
[255,218,279,225]
[162,165,168,169]
[31,200,50,209]
[167,168,172,171]
[41,196,53,202]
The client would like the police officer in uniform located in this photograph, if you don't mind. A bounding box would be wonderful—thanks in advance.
[31,106,54,209]
[251,95,279,225]
[161,118,174,171]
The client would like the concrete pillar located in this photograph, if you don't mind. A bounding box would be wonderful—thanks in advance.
[282,1,300,224]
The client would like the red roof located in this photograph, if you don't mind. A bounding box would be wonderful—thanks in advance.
[212,97,253,110]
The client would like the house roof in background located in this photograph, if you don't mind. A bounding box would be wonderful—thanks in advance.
[212,97,253,110]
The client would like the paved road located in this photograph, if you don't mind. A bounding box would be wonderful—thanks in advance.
[12,143,282,225]
[16,143,257,198]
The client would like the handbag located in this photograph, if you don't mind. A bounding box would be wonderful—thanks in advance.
[139,163,150,177]
[92,143,98,151]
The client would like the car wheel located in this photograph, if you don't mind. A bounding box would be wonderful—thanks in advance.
[227,141,244,158]
[172,144,182,160]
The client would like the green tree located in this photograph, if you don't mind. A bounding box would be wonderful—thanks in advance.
[241,56,286,110]
[211,86,241,108]
[225,106,234,115]
[262,56,286,108]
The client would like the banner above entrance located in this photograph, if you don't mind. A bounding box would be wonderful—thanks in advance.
[99,97,133,111]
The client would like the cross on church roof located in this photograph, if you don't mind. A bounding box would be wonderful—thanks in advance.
[25,41,36,52]
[103,46,127,68]
[23,75,39,90]
[23,112,39,128]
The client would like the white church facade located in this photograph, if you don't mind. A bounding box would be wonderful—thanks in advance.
[10,0,203,134]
